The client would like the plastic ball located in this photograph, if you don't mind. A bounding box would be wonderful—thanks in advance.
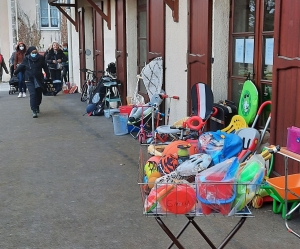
[148,171,161,179]
[148,176,159,189]
[144,162,158,178]
[143,175,148,183]
[162,140,196,157]
[252,195,264,209]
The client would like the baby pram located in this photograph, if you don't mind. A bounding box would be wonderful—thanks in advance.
[8,75,19,95]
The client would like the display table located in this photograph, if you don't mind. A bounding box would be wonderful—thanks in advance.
[277,147,300,239]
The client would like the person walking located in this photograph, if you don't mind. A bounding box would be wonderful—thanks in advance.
[9,45,17,77]
[13,46,50,118]
[45,41,67,95]
[14,42,27,98]
[0,51,9,82]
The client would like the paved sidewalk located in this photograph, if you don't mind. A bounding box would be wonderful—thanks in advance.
[0,85,299,249]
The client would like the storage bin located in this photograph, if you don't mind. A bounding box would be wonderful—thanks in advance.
[104,108,119,118]
[287,126,300,154]
[113,113,129,135]
[196,173,236,215]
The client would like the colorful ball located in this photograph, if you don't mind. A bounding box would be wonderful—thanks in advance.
[157,153,179,175]
[144,161,158,178]
[148,176,159,189]
[162,141,195,157]
[148,171,161,179]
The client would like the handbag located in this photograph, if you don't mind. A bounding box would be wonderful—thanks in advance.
[57,63,63,70]
[42,78,56,96]
[9,75,19,85]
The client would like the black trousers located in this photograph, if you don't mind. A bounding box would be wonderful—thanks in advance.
[26,81,43,111]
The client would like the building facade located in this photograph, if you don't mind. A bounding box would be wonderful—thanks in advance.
[3,0,299,175]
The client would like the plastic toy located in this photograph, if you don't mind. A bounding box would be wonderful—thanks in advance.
[144,184,175,213]
[238,79,259,125]
[160,184,196,214]
[155,153,212,185]
[233,155,265,212]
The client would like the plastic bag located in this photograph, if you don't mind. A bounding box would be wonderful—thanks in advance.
[198,130,243,165]
[195,157,239,215]
[230,154,265,214]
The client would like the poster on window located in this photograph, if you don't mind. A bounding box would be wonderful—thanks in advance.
[245,39,254,64]
[265,38,274,65]
[235,39,244,63]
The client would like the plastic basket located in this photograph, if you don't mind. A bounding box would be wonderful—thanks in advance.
[138,146,256,217]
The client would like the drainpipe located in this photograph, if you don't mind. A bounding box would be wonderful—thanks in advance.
[66,1,73,83]
[14,0,18,44]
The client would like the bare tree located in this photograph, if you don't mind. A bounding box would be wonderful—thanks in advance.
[17,5,42,49]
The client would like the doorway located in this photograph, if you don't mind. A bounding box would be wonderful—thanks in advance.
[228,0,275,123]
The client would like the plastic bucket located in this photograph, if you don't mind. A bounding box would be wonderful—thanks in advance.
[113,113,129,135]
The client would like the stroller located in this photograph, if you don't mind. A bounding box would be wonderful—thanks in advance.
[8,75,19,95]
[128,57,164,142]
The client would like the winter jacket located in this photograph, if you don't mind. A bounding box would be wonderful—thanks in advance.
[45,48,67,70]
[0,54,9,75]
[14,42,27,70]
[14,53,50,87]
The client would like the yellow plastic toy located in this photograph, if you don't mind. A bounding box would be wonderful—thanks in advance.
[221,115,247,133]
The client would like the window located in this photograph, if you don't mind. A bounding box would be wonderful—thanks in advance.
[40,0,59,29]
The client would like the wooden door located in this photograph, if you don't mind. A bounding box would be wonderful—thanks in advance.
[93,6,104,76]
[271,0,300,175]
[78,7,86,87]
[187,0,212,114]
[115,0,127,104]
[147,0,165,62]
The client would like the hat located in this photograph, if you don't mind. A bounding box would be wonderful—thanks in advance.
[26,46,37,55]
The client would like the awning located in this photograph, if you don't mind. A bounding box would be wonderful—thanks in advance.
[48,0,111,30]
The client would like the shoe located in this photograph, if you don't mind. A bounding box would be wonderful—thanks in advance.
[36,106,40,113]
[32,111,38,118]
[18,92,22,98]
[22,92,26,97]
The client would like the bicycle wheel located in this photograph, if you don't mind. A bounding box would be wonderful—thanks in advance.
[80,83,88,102]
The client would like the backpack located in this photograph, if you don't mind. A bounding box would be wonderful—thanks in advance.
[0,54,3,64]
[198,130,243,165]
[86,98,106,116]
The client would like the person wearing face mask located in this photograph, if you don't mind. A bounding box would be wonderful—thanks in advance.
[14,42,27,98]
[45,41,67,95]
[13,46,50,118]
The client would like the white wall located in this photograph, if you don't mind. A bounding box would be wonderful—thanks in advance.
[103,0,116,69]
[0,0,13,82]
[126,0,138,99]
[70,0,80,87]
[165,0,189,124]
[84,7,94,72]
[211,0,230,102]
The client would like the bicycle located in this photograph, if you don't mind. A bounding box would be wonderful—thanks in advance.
[80,68,98,102]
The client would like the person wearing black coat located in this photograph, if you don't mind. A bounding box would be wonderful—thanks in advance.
[14,46,50,118]
[45,42,67,95]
